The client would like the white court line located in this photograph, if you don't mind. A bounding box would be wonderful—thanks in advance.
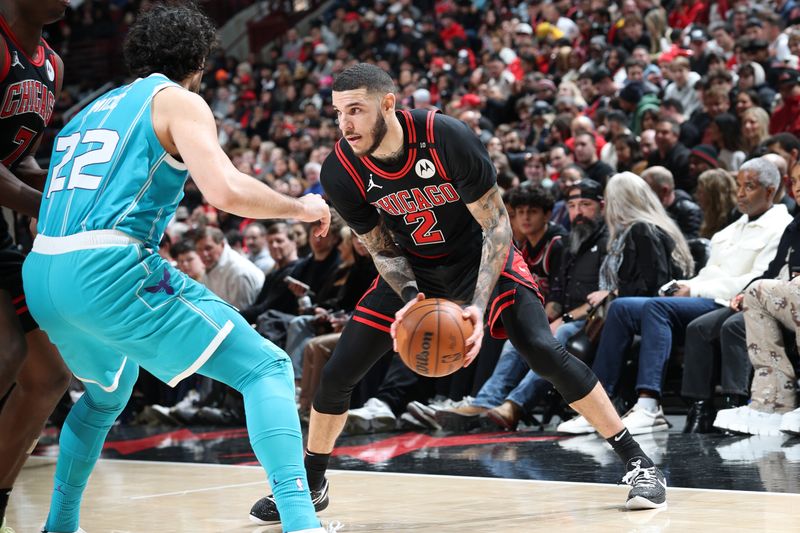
[129,480,265,500]
[28,456,800,498]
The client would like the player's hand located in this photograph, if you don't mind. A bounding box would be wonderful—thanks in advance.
[730,293,744,311]
[462,305,484,367]
[298,194,330,237]
[391,292,426,352]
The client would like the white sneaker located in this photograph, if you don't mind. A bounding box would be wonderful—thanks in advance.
[556,414,595,434]
[621,405,670,435]
[713,405,783,436]
[780,407,800,436]
[346,398,396,433]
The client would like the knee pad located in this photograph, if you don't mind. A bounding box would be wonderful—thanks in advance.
[517,336,597,404]
[312,363,357,415]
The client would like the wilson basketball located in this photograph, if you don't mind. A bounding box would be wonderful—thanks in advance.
[395,298,473,377]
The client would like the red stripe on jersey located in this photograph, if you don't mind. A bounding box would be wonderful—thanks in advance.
[335,141,366,199]
[401,109,416,144]
[426,111,451,181]
[11,294,24,304]
[404,247,449,260]
[355,305,395,324]
[353,315,391,333]
[15,305,28,315]
[361,110,417,179]
[362,148,417,179]
[0,16,45,66]
[355,276,380,307]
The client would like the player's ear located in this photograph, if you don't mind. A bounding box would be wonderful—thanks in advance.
[382,92,396,114]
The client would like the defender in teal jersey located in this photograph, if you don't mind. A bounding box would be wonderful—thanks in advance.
[22,5,331,533]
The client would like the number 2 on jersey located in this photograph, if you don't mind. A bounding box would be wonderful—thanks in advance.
[47,129,120,198]
[404,211,445,245]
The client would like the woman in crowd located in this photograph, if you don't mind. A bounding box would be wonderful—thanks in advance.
[695,169,738,239]
[740,107,770,156]
[709,113,745,171]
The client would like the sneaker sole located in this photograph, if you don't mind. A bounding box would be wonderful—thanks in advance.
[485,410,517,431]
[626,496,668,510]
[626,423,670,435]
[435,411,483,432]
[407,403,441,430]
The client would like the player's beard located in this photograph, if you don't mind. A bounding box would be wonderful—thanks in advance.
[359,112,389,158]
[569,214,602,255]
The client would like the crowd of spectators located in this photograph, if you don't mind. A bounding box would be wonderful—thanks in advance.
[19,0,800,439]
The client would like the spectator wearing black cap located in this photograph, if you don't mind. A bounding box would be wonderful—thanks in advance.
[769,69,800,138]
[649,118,692,192]
[688,27,712,76]
[688,144,720,193]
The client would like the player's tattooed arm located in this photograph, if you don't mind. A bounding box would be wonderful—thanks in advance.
[360,219,419,302]
[466,185,512,313]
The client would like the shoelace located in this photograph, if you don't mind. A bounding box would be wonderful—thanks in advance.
[326,520,344,532]
[621,465,657,489]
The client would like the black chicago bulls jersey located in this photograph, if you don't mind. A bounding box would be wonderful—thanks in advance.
[0,15,58,170]
[322,109,495,261]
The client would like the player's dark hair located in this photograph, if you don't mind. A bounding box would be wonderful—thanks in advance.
[333,63,396,95]
[510,186,555,212]
[123,2,217,82]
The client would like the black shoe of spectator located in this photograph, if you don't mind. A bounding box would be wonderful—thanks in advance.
[721,394,748,410]
[682,400,716,433]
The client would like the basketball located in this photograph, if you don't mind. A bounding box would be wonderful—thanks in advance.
[395,298,473,377]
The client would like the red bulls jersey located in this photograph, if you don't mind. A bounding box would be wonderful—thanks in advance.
[322,109,495,260]
[0,16,58,170]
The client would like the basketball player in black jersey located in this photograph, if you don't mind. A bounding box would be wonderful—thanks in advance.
[250,63,666,524]
[0,1,70,531]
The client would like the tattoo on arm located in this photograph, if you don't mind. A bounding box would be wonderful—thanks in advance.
[466,185,512,314]
[359,219,419,302]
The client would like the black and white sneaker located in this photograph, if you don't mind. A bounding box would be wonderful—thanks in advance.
[249,478,330,524]
[621,457,667,510]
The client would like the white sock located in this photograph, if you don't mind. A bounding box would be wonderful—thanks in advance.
[637,397,660,413]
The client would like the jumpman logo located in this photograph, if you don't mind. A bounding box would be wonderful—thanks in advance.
[11,51,23,70]
[367,174,382,192]
[144,269,174,295]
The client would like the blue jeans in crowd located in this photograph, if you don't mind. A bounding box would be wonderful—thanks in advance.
[474,320,585,412]
[591,296,719,397]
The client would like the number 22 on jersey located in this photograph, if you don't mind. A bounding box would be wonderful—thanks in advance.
[47,128,119,198]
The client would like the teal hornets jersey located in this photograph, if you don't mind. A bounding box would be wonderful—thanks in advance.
[38,73,188,249]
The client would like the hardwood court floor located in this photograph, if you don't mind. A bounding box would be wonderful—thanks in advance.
[10,456,800,532]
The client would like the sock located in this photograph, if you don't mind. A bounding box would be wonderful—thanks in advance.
[636,397,659,413]
[0,488,10,519]
[607,428,654,469]
[305,449,331,491]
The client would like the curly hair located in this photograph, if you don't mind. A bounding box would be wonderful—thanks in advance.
[123,2,216,82]
[509,185,555,213]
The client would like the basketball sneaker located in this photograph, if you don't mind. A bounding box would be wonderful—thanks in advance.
[621,405,671,434]
[556,414,595,434]
[345,398,396,434]
[249,477,330,524]
[40,527,87,533]
[2,517,14,533]
[621,457,667,510]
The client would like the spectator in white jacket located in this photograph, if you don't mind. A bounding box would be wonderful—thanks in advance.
[194,226,265,310]
[558,157,792,436]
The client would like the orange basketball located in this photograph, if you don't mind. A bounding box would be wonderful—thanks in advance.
[395,298,473,377]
